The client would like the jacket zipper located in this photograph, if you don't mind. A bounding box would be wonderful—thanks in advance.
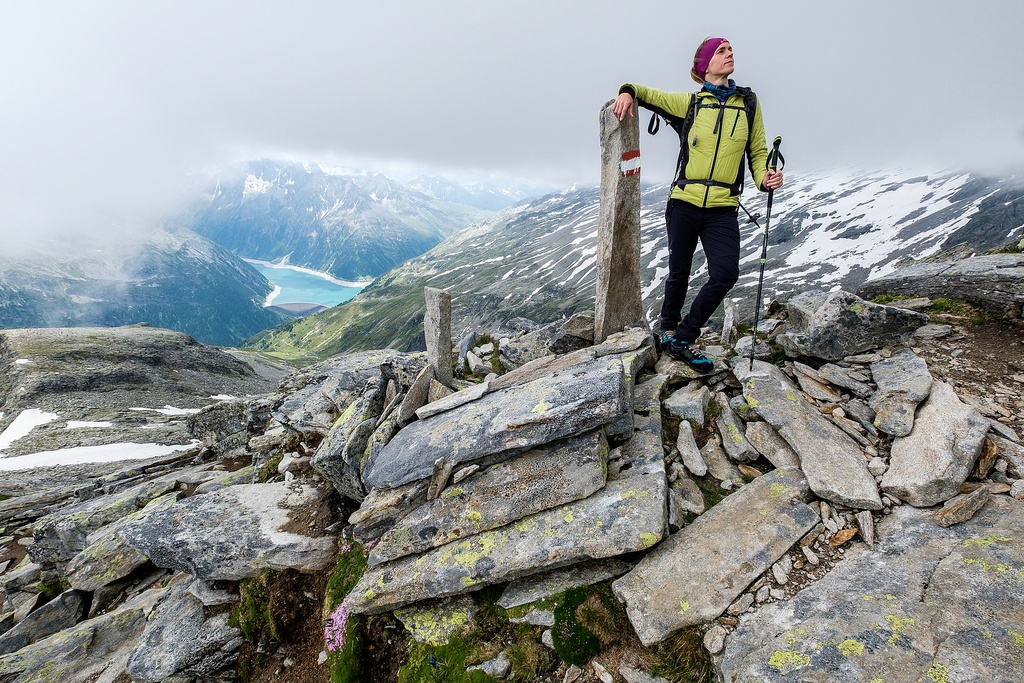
[702,99,727,207]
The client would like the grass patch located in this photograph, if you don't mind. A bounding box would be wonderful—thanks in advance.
[392,585,559,682]
[869,294,906,305]
[652,626,716,683]
[927,298,990,325]
[396,638,495,683]
[662,414,681,447]
[472,587,557,680]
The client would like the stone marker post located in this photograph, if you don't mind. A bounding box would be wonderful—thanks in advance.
[594,99,644,343]
[721,299,737,346]
[423,287,453,386]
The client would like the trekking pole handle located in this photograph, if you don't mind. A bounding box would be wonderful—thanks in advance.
[768,136,783,171]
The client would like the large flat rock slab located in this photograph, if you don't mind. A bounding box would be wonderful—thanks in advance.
[612,468,816,646]
[369,430,609,565]
[0,586,167,683]
[719,496,1024,682]
[363,355,629,490]
[857,253,1024,318]
[735,360,882,510]
[346,375,667,615]
[882,380,991,507]
[118,482,336,580]
[66,493,181,591]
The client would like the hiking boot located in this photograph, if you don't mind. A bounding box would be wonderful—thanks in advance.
[654,328,675,352]
[665,339,715,373]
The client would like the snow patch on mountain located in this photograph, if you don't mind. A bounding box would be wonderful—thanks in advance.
[243,174,272,197]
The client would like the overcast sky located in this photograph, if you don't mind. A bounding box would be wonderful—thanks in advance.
[2,0,1023,247]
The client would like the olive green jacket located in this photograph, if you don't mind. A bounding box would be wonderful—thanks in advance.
[620,83,771,208]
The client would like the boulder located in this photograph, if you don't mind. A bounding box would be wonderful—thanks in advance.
[777,290,928,361]
[663,382,712,427]
[549,311,597,354]
[30,476,179,570]
[311,375,388,501]
[496,559,632,610]
[714,392,759,463]
[0,586,166,682]
[882,381,991,507]
[0,589,87,655]
[814,363,874,398]
[66,492,181,591]
[362,355,629,491]
[869,349,933,437]
[612,468,817,646]
[675,421,708,477]
[125,580,241,682]
[368,430,610,565]
[735,360,882,510]
[745,421,801,470]
[118,483,336,580]
[345,375,667,615]
[393,595,477,646]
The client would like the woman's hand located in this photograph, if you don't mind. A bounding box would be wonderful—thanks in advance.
[762,169,784,190]
[613,92,634,121]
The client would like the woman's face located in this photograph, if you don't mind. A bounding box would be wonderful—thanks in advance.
[706,41,735,79]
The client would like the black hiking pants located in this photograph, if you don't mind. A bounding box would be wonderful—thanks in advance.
[659,198,740,343]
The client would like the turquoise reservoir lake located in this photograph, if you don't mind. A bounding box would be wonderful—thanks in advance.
[247,260,367,308]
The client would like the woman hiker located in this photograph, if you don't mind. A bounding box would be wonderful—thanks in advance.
[613,37,784,372]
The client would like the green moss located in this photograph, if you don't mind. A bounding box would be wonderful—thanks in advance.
[476,336,503,374]
[652,626,716,683]
[256,453,285,483]
[328,615,365,683]
[324,541,370,683]
[693,474,729,508]
[574,583,633,646]
[551,588,601,666]
[470,586,557,680]
[926,297,990,323]
[230,575,274,642]
[37,578,70,600]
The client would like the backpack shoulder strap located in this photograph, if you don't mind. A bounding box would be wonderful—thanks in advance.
[737,86,757,153]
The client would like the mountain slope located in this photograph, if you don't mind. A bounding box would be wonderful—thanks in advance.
[244,169,1024,360]
[185,161,491,281]
[0,227,284,347]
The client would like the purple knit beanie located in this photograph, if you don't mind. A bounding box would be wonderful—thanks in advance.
[691,37,727,84]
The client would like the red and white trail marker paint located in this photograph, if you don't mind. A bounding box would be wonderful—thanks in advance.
[620,149,641,177]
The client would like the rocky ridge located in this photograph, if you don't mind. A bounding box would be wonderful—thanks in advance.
[0,287,1022,681]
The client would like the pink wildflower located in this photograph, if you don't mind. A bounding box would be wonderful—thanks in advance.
[324,600,351,652]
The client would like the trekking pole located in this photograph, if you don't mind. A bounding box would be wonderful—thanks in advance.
[749,136,784,371]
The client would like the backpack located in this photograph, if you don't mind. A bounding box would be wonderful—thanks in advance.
[648,86,758,196]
